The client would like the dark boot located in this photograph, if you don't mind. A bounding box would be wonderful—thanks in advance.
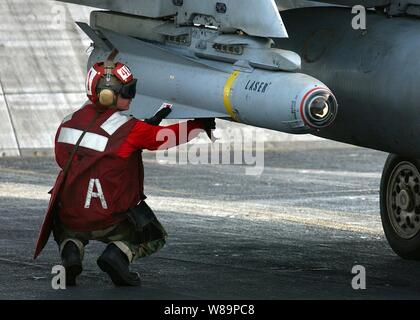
[61,241,83,286]
[97,244,141,287]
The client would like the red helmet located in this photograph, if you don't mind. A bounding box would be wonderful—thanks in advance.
[85,61,135,104]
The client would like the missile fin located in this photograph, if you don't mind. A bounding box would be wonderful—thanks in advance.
[75,22,113,51]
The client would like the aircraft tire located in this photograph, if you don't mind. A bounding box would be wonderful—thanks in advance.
[380,154,420,260]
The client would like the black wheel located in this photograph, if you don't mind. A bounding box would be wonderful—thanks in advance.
[380,154,420,260]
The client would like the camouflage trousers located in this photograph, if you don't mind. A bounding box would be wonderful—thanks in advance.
[53,217,167,263]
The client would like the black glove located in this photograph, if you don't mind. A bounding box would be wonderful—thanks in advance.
[197,118,216,142]
[145,105,172,126]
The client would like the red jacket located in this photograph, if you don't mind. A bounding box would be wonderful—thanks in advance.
[35,102,204,257]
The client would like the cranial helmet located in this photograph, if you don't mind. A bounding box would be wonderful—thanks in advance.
[85,50,138,107]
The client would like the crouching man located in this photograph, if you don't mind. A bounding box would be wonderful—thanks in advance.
[34,54,215,287]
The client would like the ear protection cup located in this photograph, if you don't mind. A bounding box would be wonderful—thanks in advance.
[98,89,116,107]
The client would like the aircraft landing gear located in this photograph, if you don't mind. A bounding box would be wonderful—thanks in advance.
[380,154,420,260]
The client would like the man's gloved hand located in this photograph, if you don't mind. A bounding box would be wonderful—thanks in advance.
[145,104,172,126]
[197,118,216,142]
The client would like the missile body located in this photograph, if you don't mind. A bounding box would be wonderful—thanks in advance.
[89,33,337,134]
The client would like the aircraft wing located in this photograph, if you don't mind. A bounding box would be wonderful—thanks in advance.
[57,0,175,17]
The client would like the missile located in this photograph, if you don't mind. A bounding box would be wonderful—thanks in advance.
[88,30,337,135]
